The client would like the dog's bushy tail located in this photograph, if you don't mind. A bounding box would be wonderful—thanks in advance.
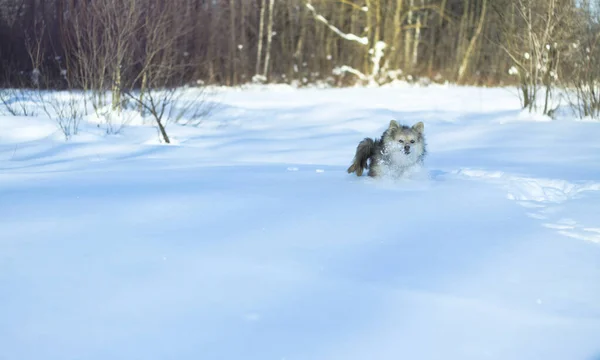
[347,138,375,176]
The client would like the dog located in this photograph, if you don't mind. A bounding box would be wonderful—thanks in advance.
[347,120,427,178]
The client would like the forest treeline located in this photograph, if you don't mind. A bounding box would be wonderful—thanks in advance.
[0,0,598,90]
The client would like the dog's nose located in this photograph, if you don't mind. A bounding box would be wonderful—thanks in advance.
[404,145,410,151]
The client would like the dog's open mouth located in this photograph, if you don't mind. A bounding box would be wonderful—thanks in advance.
[404,149,411,155]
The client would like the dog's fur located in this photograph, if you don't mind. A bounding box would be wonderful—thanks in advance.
[347,120,427,178]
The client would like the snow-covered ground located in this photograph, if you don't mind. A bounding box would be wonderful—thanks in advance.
[1,84,600,360]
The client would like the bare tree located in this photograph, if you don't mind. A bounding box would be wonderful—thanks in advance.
[262,0,276,80]
[123,0,210,144]
[255,0,268,81]
[457,0,488,84]
[229,0,237,85]
[563,0,600,119]
[497,0,575,114]
[0,0,591,91]
[63,0,141,114]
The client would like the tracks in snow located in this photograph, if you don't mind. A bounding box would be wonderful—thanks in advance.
[451,169,600,244]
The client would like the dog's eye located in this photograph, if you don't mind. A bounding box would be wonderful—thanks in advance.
[398,140,404,143]
[410,140,415,144]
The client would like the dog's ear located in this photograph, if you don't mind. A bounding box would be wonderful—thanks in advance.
[412,121,424,134]
[389,120,399,129]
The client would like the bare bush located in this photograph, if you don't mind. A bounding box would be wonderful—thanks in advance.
[62,0,142,125]
[568,45,600,119]
[125,86,213,143]
[170,87,218,127]
[122,0,212,144]
[1,83,84,140]
[37,90,84,140]
[497,0,575,115]
[561,1,600,120]
[0,88,37,116]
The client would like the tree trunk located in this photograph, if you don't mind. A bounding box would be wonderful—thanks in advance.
[404,0,414,72]
[139,71,147,116]
[256,0,267,77]
[457,0,487,84]
[262,0,275,79]
[112,67,121,112]
[364,0,373,74]
[229,0,237,85]
[411,6,421,69]
[455,0,470,74]
[294,5,306,82]
[393,0,404,70]
[156,117,170,144]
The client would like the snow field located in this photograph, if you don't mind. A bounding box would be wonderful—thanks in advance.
[1,84,600,360]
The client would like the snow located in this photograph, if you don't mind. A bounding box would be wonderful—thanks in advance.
[369,41,387,80]
[305,3,369,45]
[1,84,600,360]
[332,65,368,80]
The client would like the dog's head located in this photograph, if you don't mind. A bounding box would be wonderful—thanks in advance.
[385,120,425,156]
